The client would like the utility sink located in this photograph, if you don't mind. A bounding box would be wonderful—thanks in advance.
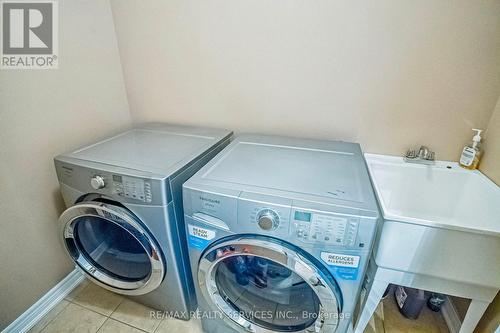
[364,154,500,288]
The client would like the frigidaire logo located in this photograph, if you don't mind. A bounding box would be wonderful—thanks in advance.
[199,196,220,205]
[1,0,58,69]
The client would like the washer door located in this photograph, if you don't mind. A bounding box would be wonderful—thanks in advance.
[198,236,342,333]
[60,201,165,295]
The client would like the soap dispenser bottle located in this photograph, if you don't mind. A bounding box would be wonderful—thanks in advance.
[459,129,483,169]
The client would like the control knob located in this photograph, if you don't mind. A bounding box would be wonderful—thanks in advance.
[90,175,105,190]
[257,209,280,231]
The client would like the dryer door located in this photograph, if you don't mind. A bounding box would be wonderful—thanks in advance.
[59,201,165,295]
[198,236,343,333]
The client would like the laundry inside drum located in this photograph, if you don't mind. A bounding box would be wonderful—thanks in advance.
[214,255,321,331]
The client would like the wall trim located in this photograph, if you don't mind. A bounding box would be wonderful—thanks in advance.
[442,296,462,333]
[2,269,84,333]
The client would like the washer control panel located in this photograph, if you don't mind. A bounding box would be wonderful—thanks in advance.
[292,209,359,247]
[238,202,290,235]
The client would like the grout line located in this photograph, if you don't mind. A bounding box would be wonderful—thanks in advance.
[152,318,166,333]
[152,319,162,333]
[108,297,124,318]
[64,287,124,318]
[62,289,161,333]
[113,297,124,314]
[105,317,150,333]
[57,301,117,333]
[64,299,115,319]
[94,316,108,333]
[65,290,156,332]
[104,299,159,333]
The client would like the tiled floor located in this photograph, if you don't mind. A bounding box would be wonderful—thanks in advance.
[28,280,202,333]
[28,280,448,333]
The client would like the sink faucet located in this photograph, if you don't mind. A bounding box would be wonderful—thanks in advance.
[404,145,435,164]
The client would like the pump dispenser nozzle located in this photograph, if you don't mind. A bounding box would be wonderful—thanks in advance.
[472,129,483,148]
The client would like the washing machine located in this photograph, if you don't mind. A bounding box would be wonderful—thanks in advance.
[54,123,232,316]
[183,135,380,332]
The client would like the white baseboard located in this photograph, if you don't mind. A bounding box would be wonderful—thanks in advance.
[442,296,462,333]
[3,268,84,333]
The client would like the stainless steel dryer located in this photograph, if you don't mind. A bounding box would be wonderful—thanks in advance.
[183,135,380,332]
[54,123,232,316]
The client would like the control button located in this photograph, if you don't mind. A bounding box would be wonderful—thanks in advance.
[257,209,280,231]
[324,236,330,241]
[258,216,274,230]
[90,175,105,190]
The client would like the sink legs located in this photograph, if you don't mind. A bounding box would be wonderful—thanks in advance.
[354,279,388,333]
[354,258,498,333]
[459,299,489,333]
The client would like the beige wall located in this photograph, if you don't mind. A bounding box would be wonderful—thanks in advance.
[111,0,500,160]
[0,1,131,329]
[1,0,499,330]
[480,96,500,185]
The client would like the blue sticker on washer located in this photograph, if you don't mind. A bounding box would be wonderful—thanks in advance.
[320,252,360,280]
[188,224,216,250]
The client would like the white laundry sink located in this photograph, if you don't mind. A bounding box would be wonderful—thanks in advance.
[364,154,500,288]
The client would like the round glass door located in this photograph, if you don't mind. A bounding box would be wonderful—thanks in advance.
[74,216,152,281]
[60,202,165,295]
[198,236,342,333]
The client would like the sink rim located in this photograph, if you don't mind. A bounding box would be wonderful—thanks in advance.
[364,153,500,237]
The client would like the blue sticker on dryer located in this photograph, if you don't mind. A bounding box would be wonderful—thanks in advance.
[321,252,360,280]
[188,224,216,250]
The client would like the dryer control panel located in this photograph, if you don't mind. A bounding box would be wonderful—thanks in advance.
[291,209,359,247]
[112,175,152,203]
[54,160,164,205]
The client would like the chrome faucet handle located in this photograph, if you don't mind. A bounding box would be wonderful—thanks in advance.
[418,146,435,160]
[404,146,435,164]
[418,146,430,159]
[405,149,417,159]
[427,151,435,161]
